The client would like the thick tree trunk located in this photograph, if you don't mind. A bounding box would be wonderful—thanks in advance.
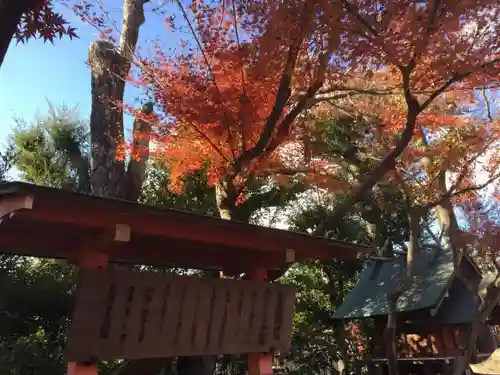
[88,0,150,199]
[89,40,127,198]
[452,279,500,375]
[432,172,500,375]
[0,0,42,68]
[87,1,166,374]
[215,182,239,220]
[124,102,154,201]
[384,207,421,375]
[434,173,461,265]
[172,182,244,375]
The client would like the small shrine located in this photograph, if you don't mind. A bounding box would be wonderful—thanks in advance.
[333,244,500,374]
[0,182,369,375]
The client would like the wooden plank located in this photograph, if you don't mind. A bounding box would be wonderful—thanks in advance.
[106,278,134,359]
[177,280,200,351]
[248,285,267,348]
[66,269,295,362]
[259,285,278,350]
[277,288,295,347]
[205,283,226,352]
[159,278,183,351]
[191,283,214,352]
[236,286,254,346]
[220,286,240,349]
[122,278,146,358]
[137,279,165,355]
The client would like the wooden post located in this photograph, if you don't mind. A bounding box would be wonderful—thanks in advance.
[247,268,273,375]
[67,251,109,375]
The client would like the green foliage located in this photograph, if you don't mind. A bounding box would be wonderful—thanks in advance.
[0,108,423,375]
[0,256,75,375]
[11,105,91,193]
[1,105,223,375]
[279,202,367,374]
[0,144,14,181]
[141,161,218,216]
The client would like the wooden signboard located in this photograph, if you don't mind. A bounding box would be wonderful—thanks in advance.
[65,269,295,362]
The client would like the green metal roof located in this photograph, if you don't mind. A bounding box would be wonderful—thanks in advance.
[425,277,479,324]
[333,245,455,319]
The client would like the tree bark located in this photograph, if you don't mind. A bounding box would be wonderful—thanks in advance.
[88,0,150,199]
[87,0,167,374]
[89,39,127,198]
[431,172,500,375]
[384,206,421,375]
[434,172,461,266]
[124,102,154,201]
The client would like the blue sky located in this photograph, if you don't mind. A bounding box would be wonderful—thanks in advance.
[0,1,178,148]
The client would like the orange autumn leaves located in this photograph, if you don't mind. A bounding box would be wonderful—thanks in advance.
[143,47,287,192]
[135,0,500,203]
[382,111,499,207]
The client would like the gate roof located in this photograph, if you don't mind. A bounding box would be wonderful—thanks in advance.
[0,182,368,271]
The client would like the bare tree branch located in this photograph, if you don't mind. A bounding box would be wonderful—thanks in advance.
[231,0,332,180]
[314,67,420,235]
[420,57,500,110]
[174,0,223,97]
[481,87,494,123]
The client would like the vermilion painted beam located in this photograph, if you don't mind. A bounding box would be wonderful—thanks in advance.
[248,353,273,375]
[13,204,297,254]
[67,363,99,375]
[9,194,365,262]
[0,230,287,271]
[67,251,109,375]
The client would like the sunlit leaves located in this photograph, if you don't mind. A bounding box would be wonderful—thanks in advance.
[15,1,77,44]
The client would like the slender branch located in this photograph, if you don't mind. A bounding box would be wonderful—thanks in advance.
[231,1,312,176]
[188,120,230,162]
[314,68,420,235]
[231,0,249,149]
[263,167,312,176]
[314,85,400,96]
[340,0,401,67]
[340,0,379,37]
[174,0,223,98]
[408,0,442,69]
[424,224,443,246]
[420,57,500,110]
[422,172,500,212]
[311,90,394,105]
[447,139,496,195]
[481,87,494,123]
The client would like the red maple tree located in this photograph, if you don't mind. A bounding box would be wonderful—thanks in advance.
[139,0,499,225]
[139,0,345,220]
